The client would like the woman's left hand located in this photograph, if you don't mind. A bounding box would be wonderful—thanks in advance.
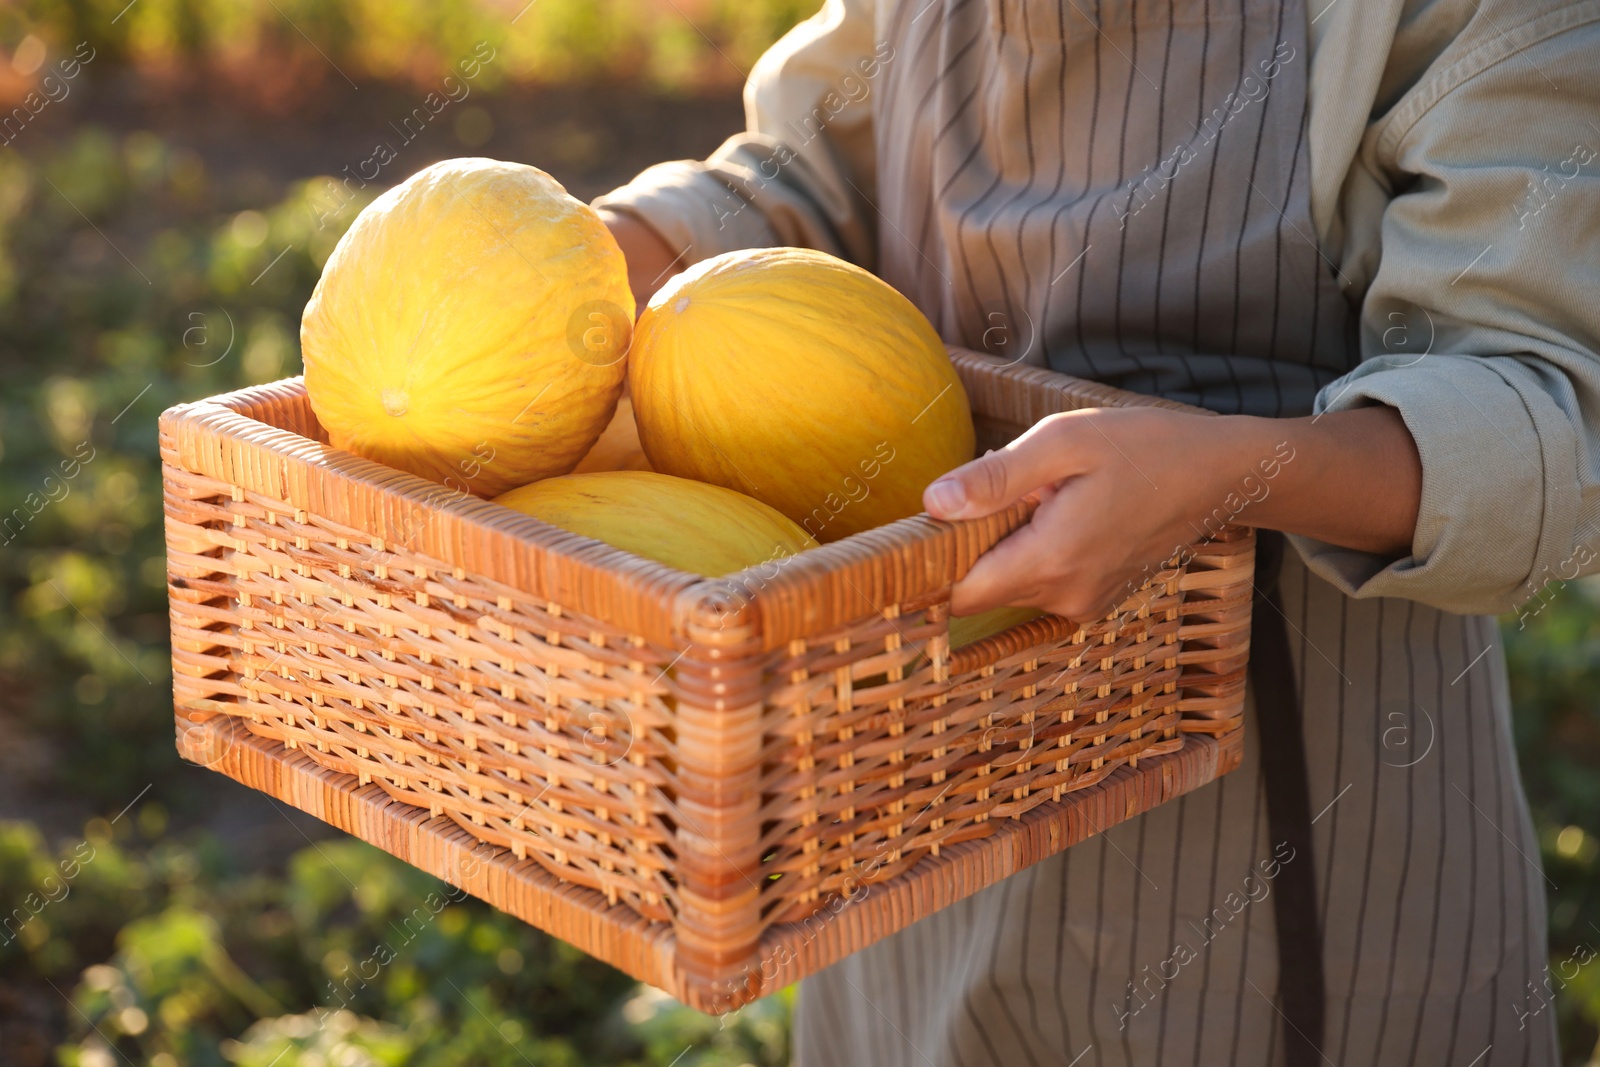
[922,404,1423,620]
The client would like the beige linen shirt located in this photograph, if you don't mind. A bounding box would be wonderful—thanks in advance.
[596,0,1600,619]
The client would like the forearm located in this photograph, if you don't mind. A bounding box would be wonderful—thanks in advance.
[1218,405,1421,557]
[597,207,682,310]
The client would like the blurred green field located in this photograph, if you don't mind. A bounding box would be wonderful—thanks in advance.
[0,3,1596,1065]
[0,0,816,95]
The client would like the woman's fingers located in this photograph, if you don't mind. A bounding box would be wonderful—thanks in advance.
[949,518,1054,615]
[948,466,1174,620]
[948,481,1130,617]
[938,406,1272,624]
[924,414,1079,520]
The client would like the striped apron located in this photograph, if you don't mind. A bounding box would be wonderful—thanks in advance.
[791,1,1558,1065]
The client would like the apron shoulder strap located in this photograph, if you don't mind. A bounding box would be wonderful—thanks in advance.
[1249,530,1327,1066]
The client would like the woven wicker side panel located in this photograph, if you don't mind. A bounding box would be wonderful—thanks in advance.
[729,732,1232,1010]
[194,727,683,986]
[163,392,707,650]
[753,563,1192,929]
[189,723,1239,1012]
[1171,529,1254,732]
[164,463,688,922]
[743,343,1256,931]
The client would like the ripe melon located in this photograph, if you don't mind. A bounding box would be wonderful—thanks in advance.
[627,248,975,542]
[301,157,633,499]
[949,606,1046,649]
[495,470,818,577]
[571,395,652,474]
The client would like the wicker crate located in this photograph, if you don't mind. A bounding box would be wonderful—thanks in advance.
[161,347,1252,1012]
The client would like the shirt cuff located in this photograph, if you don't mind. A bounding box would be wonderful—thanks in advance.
[1286,354,1577,616]
[592,157,779,272]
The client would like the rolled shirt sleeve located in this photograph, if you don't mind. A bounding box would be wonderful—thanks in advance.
[592,0,884,270]
[1288,1,1600,615]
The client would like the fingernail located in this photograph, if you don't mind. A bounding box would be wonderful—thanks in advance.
[926,478,967,517]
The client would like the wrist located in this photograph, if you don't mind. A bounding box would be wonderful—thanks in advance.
[597,207,682,308]
[1183,413,1298,535]
[1229,406,1420,556]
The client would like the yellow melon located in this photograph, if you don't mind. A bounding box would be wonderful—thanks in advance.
[949,606,1047,649]
[301,157,633,498]
[495,470,817,577]
[571,395,652,474]
[628,247,975,542]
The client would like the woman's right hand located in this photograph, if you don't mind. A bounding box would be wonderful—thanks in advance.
[598,207,682,312]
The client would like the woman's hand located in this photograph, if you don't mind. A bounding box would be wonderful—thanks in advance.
[923,405,1422,620]
[597,207,682,311]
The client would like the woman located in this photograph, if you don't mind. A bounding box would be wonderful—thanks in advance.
[593,0,1596,1062]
